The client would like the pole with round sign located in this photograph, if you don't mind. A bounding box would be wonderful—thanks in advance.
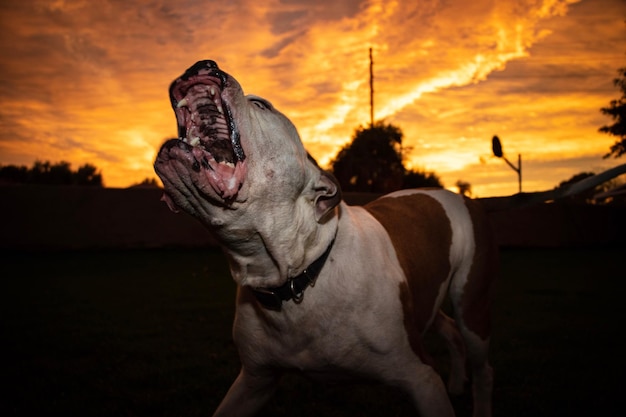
[492,135,522,193]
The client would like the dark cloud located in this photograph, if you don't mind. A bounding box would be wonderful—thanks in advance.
[267,9,310,34]
[261,33,302,58]
[270,0,364,29]
[262,0,365,58]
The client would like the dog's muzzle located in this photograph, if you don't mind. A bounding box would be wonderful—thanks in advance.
[155,60,247,201]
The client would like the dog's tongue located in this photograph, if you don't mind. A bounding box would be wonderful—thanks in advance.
[189,145,245,199]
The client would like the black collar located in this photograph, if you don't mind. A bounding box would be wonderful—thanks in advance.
[251,238,335,311]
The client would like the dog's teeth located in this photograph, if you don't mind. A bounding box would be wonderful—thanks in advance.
[177,98,189,108]
[189,136,201,147]
[210,86,216,96]
[216,103,224,114]
[220,161,235,168]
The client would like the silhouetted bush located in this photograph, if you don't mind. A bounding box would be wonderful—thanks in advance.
[0,160,103,186]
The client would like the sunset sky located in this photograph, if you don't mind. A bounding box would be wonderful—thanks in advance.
[1,0,625,196]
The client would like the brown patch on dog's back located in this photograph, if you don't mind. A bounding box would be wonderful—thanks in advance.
[365,192,452,359]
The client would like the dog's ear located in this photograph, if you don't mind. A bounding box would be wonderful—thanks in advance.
[314,170,342,222]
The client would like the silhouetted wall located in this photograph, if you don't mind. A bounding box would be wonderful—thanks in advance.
[1,186,624,249]
[485,200,626,247]
[0,186,216,249]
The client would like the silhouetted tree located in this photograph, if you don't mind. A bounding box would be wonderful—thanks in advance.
[332,122,405,193]
[455,180,472,197]
[29,160,52,184]
[74,164,102,186]
[331,122,442,193]
[557,171,626,205]
[558,172,594,186]
[404,169,443,189]
[0,164,28,183]
[0,161,103,186]
[600,67,626,158]
[48,161,73,185]
[130,178,160,188]
[558,172,597,204]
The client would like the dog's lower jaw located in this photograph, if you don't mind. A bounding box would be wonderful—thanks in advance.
[155,139,247,204]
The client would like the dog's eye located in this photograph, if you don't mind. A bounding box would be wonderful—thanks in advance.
[250,97,271,110]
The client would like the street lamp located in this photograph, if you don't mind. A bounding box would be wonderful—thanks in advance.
[492,135,522,193]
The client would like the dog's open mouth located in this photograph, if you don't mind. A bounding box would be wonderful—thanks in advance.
[165,60,246,200]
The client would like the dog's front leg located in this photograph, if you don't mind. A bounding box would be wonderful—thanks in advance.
[213,368,279,417]
[391,360,456,417]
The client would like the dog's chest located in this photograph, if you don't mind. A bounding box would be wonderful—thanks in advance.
[235,249,410,377]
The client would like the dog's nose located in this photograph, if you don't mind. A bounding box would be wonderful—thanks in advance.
[180,59,222,81]
[174,60,228,89]
[184,60,219,77]
[169,60,229,108]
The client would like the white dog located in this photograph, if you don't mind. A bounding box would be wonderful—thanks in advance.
[155,60,497,417]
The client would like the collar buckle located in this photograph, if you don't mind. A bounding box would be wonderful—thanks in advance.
[290,279,304,304]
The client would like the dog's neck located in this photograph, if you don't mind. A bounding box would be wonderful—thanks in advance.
[210,202,339,290]
[250,235,336,311]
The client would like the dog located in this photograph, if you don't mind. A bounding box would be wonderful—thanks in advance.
[154,60,497,417]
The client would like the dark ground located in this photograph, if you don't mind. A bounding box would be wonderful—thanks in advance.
[1,246,624,416]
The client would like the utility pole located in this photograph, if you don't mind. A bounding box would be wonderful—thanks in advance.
[369,47,374,127]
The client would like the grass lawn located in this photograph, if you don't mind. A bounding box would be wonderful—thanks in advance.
[1,246,624,416]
